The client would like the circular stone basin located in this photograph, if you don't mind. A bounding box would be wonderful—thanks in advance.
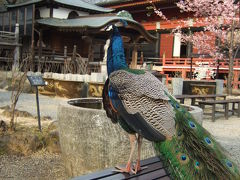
[58,98,203,177]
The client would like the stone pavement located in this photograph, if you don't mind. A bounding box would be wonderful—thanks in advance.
[0,89,67,120]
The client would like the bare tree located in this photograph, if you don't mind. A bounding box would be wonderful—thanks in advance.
[10,55,31,131]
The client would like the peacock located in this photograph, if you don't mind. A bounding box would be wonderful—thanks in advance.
[102,25,240,179]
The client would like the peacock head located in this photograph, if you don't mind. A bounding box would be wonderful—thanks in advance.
[107,25,128,76]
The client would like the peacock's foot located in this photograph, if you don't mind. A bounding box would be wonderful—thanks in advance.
[132,161,148,174]
[113,162,133,174]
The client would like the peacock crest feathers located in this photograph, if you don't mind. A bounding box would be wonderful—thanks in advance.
[154,91,240,179]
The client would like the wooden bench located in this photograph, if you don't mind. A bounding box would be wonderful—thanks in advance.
[175,94,227,106]
[72,156,171,180]
[198,99,240,121]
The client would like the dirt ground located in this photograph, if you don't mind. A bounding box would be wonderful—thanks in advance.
[0,109,68,180]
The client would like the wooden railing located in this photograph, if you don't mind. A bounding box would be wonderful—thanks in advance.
[160,57,240,69]
[0,31,16,44]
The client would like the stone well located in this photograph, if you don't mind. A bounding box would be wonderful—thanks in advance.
[58,98,203,177]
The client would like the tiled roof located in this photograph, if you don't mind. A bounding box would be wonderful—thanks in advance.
[36,15,156,42]
[83,0,133,6]
[37,15,136,28]
[5,0,113,13]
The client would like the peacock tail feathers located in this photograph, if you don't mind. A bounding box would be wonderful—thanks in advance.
[123,67,145,75]
[154,91,240,179]
[105,25,240,179]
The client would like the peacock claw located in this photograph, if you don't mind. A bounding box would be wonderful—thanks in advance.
[113,165,133,174]
[132,165,148,174]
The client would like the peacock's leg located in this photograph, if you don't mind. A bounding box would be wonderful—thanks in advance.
[114,133,137,173]
[132,135,147,174]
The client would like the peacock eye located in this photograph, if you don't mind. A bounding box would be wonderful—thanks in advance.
[195,161,200,166]
[189,121,196,129]
[175,104,180,109]
[226,161,233,168]
[181,155,187,161]
[204,137,212,145]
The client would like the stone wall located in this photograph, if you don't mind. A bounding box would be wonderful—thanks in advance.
[58,99,156,177]
[58,98,203,178]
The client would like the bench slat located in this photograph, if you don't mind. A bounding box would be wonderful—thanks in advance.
[73,156,166,180]
[101,162,167,180]
[199,99,240,105]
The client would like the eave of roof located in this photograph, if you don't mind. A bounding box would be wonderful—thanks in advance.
[95,0,133,6]
[93,0,177,8]
[6,0,113,13]
[6,0,42,7]
[36,15,156,42]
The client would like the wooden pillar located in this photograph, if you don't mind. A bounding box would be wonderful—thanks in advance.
[162,53,166,66]
[233,71,239,89]
[63,46,68,74]
[2,13,5,31]
[130,44,138,69]
[64,46,67,60]
[13,23,19,69]
[72,45,77,61]
[187,28,192,58]
[88,38,93,62]
[16,9,19,24]
[155,32,160,58]
[24,7,27,35]
[38,29,42,72]
[182,69,186,79]
[31,4,35,71]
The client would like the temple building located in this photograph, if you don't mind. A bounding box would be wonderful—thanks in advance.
[0,0,155,73]
[89,0,240,89]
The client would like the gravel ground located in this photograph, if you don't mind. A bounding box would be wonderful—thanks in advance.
[203,116,240,167]
[0,89,240,179]
[0,150,67,180]
[0,89,69,180]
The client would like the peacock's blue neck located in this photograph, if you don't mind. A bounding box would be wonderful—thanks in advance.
[107,26,128,76]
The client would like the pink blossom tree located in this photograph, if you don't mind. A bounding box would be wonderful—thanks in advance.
[149,0,240,94]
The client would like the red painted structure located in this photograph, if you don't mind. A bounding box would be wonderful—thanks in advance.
[100,0,240,89]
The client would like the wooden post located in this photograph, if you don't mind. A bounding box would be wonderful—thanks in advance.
[64,46,67,60]
[31,4,35,71]
[233,71,239,89]
[190,57,193,80]
[24,7,27,35]
[182,69,186,79]
[63,46,68,73]
[140,51,144,65]
[13,23,20,70]
[38,29,42,72]
[155,32,160,58]
[162,53,166,66]
[88,38,93,62]
[9,12,11,32]
[130,44,138,69]
[72,45,77,61]
[2,13,4,31]
[16,9,19,24]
